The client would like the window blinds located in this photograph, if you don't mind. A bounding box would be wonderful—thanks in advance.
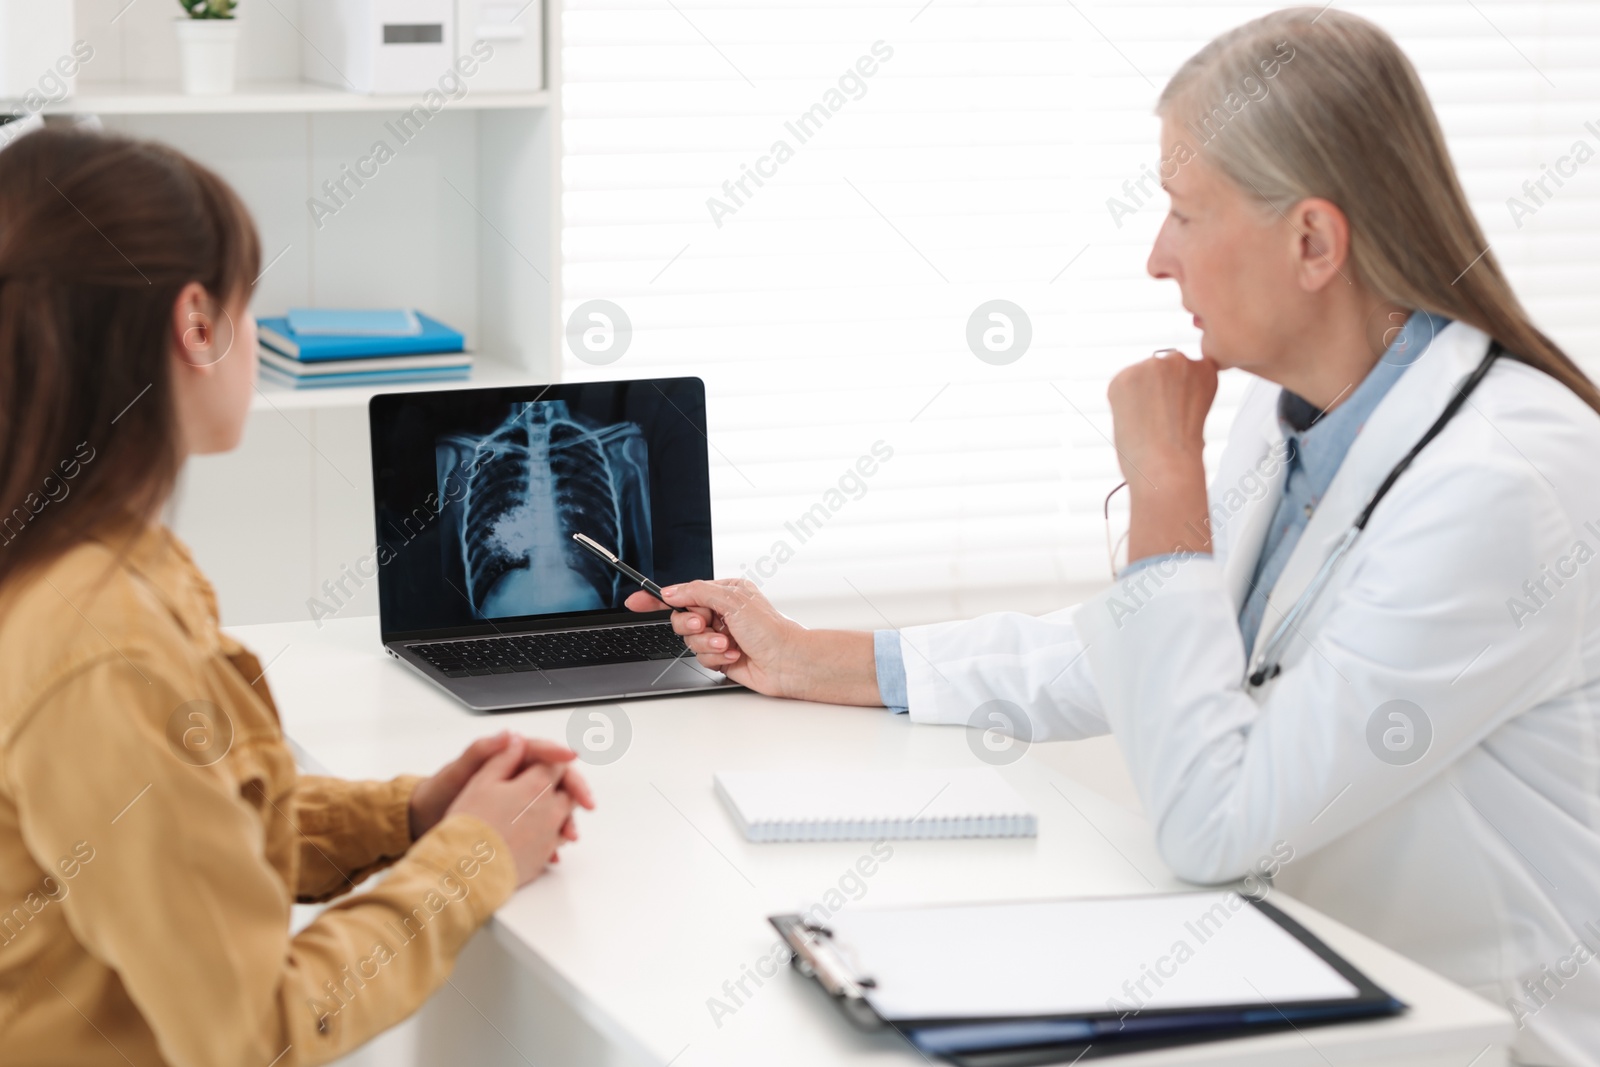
[560,1,1600,604]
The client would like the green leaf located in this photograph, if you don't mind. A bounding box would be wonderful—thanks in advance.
[178,0,238,16]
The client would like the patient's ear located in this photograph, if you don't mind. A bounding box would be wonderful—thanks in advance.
[170,281,221,372]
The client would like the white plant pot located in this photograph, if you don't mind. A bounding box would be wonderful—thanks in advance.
[174,18,240,96]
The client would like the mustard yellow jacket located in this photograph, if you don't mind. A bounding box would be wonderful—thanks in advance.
[0,524,516,1066]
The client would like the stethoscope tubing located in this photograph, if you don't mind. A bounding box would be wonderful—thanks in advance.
[1244,340,1505,688]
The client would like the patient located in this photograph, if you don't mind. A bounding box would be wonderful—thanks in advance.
[0,128,593,1065]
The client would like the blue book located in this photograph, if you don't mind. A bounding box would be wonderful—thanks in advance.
[258,363,472,390]
[259,347,472,379]
[257,312,465,362]
[286,308,422,337]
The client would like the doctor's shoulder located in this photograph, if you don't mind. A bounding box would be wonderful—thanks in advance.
[1376,356,1600,587]
[1461,355,1600,484]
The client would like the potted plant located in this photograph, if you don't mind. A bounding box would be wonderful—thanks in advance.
[174,0,240,96]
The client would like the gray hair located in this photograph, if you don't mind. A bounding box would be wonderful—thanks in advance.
[1159,7,1600,415]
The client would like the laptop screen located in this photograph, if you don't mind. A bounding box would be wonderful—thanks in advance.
[370,377,713,639]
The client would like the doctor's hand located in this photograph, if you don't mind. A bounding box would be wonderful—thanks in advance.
[1107,348,1218,481]
[625,581,883,706]
[625,580,800,695]
[1107,349,1218,560]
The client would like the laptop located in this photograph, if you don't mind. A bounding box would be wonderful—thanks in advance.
[369,377,737,711]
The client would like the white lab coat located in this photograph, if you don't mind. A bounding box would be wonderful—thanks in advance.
[895,322,1600,1066]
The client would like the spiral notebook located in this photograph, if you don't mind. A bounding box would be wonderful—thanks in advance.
[714,768,1037,842]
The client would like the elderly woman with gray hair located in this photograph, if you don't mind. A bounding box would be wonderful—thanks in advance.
[632,10,1600,1064]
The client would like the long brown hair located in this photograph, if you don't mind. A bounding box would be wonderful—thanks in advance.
[0,127,260,591]
[1159,7,1600,416]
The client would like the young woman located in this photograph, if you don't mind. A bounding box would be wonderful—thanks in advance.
[0,130,594,1065]
[630,9,1600,1065]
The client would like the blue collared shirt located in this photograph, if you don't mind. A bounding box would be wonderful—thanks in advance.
[873,311,1451,712]
[1233,311,1449,654]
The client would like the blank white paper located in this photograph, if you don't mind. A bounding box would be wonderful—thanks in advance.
[825,893,1361,1022]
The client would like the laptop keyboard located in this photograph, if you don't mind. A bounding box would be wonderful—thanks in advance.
[409,623,689,677]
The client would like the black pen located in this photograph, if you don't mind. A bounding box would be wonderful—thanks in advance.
[572,533,685,612]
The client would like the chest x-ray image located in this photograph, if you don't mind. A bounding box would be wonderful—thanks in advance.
[370,377,712,634]
[435,401,653,618]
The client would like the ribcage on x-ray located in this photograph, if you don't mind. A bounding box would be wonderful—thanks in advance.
[436,402,652,618]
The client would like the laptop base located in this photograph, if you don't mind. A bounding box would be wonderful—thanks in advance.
[388,644,738,712]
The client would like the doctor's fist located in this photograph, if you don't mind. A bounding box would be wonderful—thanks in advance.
[1107,349,1218,485]
[624,579,802,698]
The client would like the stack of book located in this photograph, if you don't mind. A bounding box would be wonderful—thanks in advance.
[256,309,472,389]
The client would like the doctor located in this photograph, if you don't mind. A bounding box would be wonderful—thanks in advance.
[630,8,1600,1065]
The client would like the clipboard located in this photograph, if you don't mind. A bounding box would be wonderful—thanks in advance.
[770,892,1406,1064]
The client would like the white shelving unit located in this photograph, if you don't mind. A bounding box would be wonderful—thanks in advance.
[63,0,564,626]
[51,81,550,115]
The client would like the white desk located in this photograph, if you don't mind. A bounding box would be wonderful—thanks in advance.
[233,616,1514,1067]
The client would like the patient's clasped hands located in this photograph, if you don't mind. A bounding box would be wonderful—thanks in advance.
[411,732,596,886]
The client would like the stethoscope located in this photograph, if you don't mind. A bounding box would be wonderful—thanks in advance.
[1244,340,1505,687]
